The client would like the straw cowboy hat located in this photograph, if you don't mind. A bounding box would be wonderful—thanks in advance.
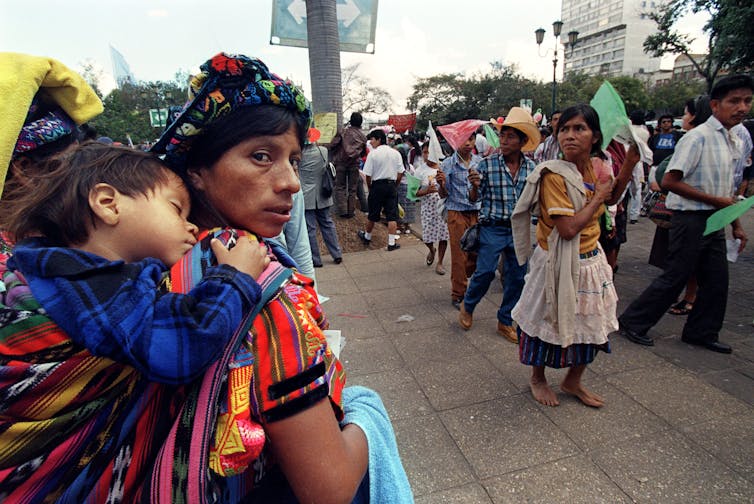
[498,107,541,151]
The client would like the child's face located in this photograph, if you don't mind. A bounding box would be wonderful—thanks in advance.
[118,170,198,266]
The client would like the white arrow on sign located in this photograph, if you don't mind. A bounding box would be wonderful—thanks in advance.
[287,0,306,24]
[286,0,362,28]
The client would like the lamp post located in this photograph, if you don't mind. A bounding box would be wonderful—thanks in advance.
[535,21,578,115]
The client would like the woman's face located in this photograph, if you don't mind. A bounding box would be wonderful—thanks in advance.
[188,125,302,237]
[557,114,598,162]
[681,106,695,131]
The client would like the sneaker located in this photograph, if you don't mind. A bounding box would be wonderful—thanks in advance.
[387,243,401,251]
[459,303,473,330]
[497,322,518,344]
[357,230,371,245]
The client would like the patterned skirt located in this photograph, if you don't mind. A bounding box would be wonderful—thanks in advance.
[512,244,617,368]
[420,192,450,243]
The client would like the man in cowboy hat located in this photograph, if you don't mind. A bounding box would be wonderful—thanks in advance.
[459,107,541,343]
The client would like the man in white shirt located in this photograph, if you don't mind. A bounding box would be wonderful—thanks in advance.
[357,129,405,251]
[619,75,752,354]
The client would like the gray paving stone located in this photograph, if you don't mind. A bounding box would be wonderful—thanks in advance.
[376,304,449,334]
[320,291,369,316]
[412,353,518,411]
[356,272,401,292]
[415,483,492,504]
[534,381,670,451]
[339,335,404,377]
[328,311,385,340]
[589,333,666,375]
[364,285,427,311]
[483,454,632,504]
[605,363,751,425]
[346,368,433,421]
[649,336,749,374]
[681,413,754,481]
[591,430,753,503]
[700,368,754,405]
[316,275,360,295]
[392,328,472,366]
[392,414,476,497]
[439,396,580,479]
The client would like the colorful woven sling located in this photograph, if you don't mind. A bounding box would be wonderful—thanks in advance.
[0,228,292,503]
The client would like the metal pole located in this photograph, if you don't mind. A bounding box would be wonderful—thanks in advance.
[551,48,558,116]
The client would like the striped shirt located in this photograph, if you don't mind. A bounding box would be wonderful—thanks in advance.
[440,152,482,211]
[665,115,741,211]
[477,153,536,221]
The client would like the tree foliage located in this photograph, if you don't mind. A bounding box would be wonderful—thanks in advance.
[643,0,754,92]
[341,63,392,117]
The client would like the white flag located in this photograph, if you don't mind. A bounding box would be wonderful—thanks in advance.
[426,121,443,164]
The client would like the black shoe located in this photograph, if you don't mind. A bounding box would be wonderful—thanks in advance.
[340,213,355,219]
[630,219,638,224]
[333,257,343,264]
[313,262,323,268]
[619,326,654,346]
[357,230,371,245]
[387,243,401,251]
[451,299,462,310]
[681,337,732,354]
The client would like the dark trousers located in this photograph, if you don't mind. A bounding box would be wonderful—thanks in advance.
[334,164,360,216]
[618,211,728,343]
[305,208,342,264]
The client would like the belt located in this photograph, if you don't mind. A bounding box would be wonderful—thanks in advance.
[372,179,395,184]
[480,219,511,227]
[579,248,599,259]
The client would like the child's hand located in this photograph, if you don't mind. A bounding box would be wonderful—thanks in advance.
[211,237,270,280]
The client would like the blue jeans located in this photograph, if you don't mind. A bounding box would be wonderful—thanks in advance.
[305,208,343,265]
[462,225,527,325]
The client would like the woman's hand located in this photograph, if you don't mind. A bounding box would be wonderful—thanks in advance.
[211,237,270,279]
[593,177,613,204]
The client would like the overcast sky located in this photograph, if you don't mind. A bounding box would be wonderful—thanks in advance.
[1,0,708,114]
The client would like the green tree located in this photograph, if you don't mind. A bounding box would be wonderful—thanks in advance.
[648,79,706,117]
[643,0,754,92]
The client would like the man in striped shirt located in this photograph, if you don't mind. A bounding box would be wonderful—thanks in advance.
[619,74,753,354]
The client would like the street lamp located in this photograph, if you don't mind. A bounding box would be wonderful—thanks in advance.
[535,21,578,115]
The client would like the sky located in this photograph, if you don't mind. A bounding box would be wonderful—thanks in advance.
[1,0,709,115]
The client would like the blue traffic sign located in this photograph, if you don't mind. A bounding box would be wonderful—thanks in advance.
[270,0,378,54]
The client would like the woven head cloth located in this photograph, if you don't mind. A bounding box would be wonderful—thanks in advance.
[152,53,312,172]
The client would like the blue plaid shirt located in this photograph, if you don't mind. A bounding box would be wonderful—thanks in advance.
[476,153,536,221]
[9,238,261,385]
[441,152,482,211]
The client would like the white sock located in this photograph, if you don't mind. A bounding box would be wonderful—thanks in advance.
[388,234,396,245]
[364,231,372,240]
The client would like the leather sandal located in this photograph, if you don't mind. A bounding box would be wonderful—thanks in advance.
[668,300,693,315]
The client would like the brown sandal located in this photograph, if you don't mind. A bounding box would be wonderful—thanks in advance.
[668,300,693,315]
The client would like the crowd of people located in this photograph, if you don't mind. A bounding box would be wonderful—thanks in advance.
[0,48,752,501]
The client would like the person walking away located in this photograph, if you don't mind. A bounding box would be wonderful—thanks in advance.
[459,108,540,343]
[331,112,367,218]
[436,129,481,309]
[618,75,752,353]
[299,137,343,267]
[511,104,639,408]
[357,129,405,251]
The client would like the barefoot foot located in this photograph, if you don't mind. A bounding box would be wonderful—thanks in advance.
[530,380,559,407]
[560,381,604,408]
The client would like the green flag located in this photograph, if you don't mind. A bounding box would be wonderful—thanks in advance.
[590,81,631,149]
[483,124,500,149]
[704,195,754,235]
[405,172,423,202]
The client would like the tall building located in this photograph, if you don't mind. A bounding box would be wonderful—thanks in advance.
[562,0,660,77]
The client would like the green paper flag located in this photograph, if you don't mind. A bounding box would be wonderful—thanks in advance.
[483,124,500,149]
[405,172,423,202]
[704,195,754,235]
[590,81,631,149]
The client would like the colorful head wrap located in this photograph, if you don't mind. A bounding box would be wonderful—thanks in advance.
[13,97,77,155]
[152,53,312,172]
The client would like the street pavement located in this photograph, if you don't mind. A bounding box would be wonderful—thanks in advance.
[315,213,754,503]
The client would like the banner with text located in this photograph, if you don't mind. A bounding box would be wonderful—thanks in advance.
[387,113,416,133]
